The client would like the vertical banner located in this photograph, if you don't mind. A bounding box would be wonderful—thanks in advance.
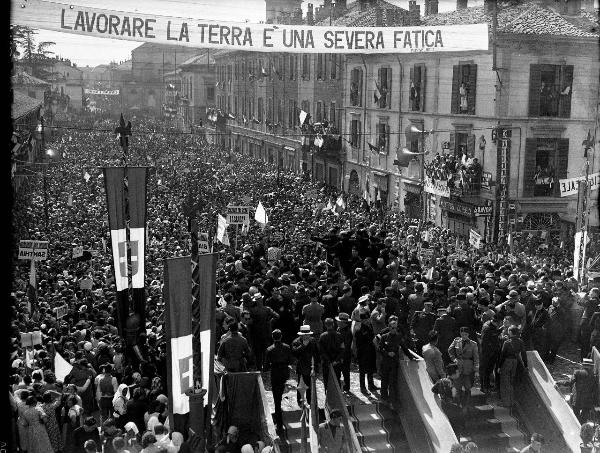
[27,259,37,315]
[128,167,148,329]
[164,256,193,431]
[197,253,218,407]
[495,128,511,242]
[103,167,129,335]
[574,231,588,281]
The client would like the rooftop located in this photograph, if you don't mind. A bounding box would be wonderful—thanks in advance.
[315,0,408,27]
[422,1,598,39]
[11,70,50,87]
[12,90,42,120]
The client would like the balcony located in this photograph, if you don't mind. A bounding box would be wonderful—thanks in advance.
[425,154,483,197]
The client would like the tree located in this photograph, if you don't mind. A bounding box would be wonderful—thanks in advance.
[10,25,57,80]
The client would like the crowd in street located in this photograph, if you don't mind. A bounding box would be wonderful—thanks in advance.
[9,112,600,453]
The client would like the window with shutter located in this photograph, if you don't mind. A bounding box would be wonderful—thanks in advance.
[528,138,567,197]
[559,66,574,118]
[330,55,337,79]
[528,64,542,117]
[467,134,476,157]
[316,101,323,122]
[523,138,537,198]
[302,54,310,79]
[351,119,359,148]
[449,132,455,154]
[410,65,423,111]
[258,98,263,122]
[378,67,391,109]
[317,54,323,80]
[451,65,460,114]
[330,103,336,130]
[350,68,363,107]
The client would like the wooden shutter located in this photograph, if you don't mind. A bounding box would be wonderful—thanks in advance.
[467,134,476,156]
[386,124,390,154]
[559,65,574,118]
[523,138,538,198]
[451,65,460,114]
[449,132,455,154]
[467,64,477,115]
[358,70,363,107]
[528,64,542,117]
[409,66,415,111]
[420,65,427,112]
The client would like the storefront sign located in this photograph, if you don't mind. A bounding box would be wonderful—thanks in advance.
[559,172,600,197]
[496,128,511,240]
[404,182,421,195]
[13,2,489,54]
[440,199,474,217]
[424,177,451,198]
[84,88,120,95]
[481,172,492,190]
[474,205,493,217]
[469,229,482,249]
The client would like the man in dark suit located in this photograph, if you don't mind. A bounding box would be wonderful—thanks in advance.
[433,307,457,365]
[265,329,293,433]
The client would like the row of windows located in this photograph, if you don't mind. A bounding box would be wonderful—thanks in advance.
[215,95,340,129]
[348,63,574,118]
[216,54,341,83]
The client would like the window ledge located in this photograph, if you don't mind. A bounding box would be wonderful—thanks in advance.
[530,124,567,138]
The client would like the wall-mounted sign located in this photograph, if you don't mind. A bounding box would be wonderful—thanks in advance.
[474,205,493,217]
[496,128,511,241]
[559,172,600,197]
[424,177,450,198]
[481,172,493,190]
[440,199,474,217]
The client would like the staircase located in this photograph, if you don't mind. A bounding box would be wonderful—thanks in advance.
[275,408,325,453]
[348,403,410,452]
[463,389,529,452]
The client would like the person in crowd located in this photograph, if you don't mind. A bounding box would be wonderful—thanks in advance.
[434,307,457,365]
[101,418,123,453]
[498,326,528,407]
[73,417,101,453]
[335,312,353,392]
[353,307,378,394]
[317,409,347,453]
[448,327,479,410]
[319,318,345,390]
[422,330,445,383]
[264,329,293,433]
[292,324,319,406]
[519,433,544,453]
[545,296,567,363]
[432,363,465,437]
[96,363,119,422]
[411,301,437,355]
[555,358,596,423]
[578,287,600,360]
[217,321,251,372]
[20,395,55,453]
[479,313,501,393]
[377,319,416,400]
[212,425,242,453]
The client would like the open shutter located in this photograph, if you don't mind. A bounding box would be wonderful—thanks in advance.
[555,139,569,197]
[449,132,456,155]
[387,67,392,109]
[409,66,415,111]
[386,124,391,154]
[467,134,476,156]
[451,65,460,114]
[467,64,477,115]
[559,65,574,118]
[528,64,542,117]
[377,67,383,108]
[523,138,538,198]
[420,65,427,112]
[358,70,363,107]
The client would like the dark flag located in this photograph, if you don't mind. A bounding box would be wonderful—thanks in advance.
[164,256,194,433]
[103,167,129,335]
[128,167,148,331]
[197,253,218,408]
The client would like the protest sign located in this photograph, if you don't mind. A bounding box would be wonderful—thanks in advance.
[226,206,250,225]
[198,232,210,254]
[13,1,489,54]
[421,248,434,261]
[72,246,84,258]
[20,331,43,348]
[18,240,49,261]
[469,229,482,249]
[55,304,69,319]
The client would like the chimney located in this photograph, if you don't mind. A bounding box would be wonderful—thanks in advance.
[424,0,438,15]
[456,0,468,10]
[483,0,495,15]
[307,3,314,24]
[375,6,383,26]
[359,0,367,12]
[409,0,421,24]
[293,7,303,24]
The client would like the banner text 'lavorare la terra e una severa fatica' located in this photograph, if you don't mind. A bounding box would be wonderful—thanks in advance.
[12,0,489,54]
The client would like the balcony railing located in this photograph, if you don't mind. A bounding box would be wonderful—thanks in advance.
[425,157,482,196]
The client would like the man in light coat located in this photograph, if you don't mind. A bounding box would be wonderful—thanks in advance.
[448,326,479,409]
[317,409,348,452]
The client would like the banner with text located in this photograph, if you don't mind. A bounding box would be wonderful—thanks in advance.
[559,172,600,197]
[226,206,251,225]
[469,229,482,249]
[84,88,120,95]
[12,1,489,54]
[18,240,49,261]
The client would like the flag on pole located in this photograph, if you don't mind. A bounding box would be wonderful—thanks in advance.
[240,223,249,236]
[323,199,333,212]
[128,167,148,330]
[54,352,73,382]
[217,214,229,245]
[335,195,345,214]
[299,110,308,126]
[164,256,194,432]
[255,201,268,225]
[103,167,129,336]
[197,253,218,407]
[376,188,382,201]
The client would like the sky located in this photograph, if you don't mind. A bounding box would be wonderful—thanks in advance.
[11,0,597,67]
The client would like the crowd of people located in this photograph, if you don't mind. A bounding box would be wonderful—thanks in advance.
[9,111,600,453]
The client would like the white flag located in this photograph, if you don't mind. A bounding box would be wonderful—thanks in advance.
[217,214,229,245]
[255,201,268,225]
[54,352,73,382]
[335,195,345,214]
[323,199,333,212]
[84,172,91,182]
[299,110,307,126]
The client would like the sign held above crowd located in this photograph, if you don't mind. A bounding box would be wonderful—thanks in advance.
[12,0,489,54]
[18,240,49,261]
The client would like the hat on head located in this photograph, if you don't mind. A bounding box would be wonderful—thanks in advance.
[424,300,434,305]
[507,290,519,299]
[460,326,470,334]
[405,274,414,282]
[526,281,536,291]
[297,325,313,335]
[358,295,369,304]
[335,312,350,322]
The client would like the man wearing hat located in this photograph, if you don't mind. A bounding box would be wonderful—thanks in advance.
[578,287,600,361]
[448,326,479,410]
[337,284,356,317]
[555,358,596,422]
[95,363,118,422]
[523,295,549,356]
[291,325,319,406]
[498,325,527,407]
[265,329,294,433]
[410,301,437,355]
[319,318,345,390]
[496,290,526,327]
[335,313,353,392]
[434,306,458,365]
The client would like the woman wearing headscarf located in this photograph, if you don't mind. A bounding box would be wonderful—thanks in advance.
[124,422,142,453]
[41,390,64,452]
[170,432,184,453]
[112,383,130,429]
[62,394,84,453]
[20,395,54,453]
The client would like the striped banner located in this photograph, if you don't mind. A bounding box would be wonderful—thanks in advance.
[197,253,218,407]
[128,167,148,329]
